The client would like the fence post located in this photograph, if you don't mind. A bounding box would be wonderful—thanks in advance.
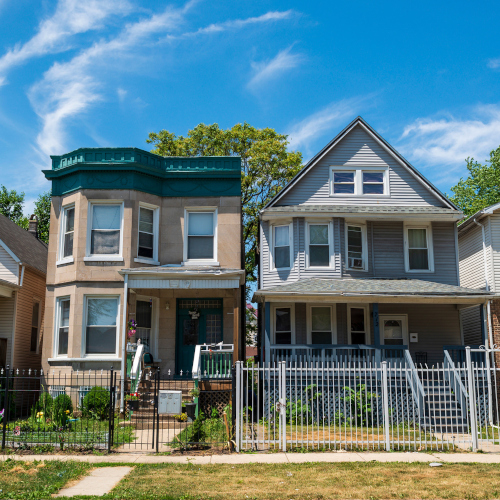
[155,368,160,453]
[381,361,391,451]
[1,366,10,451]
[108,366,114,453]
[235,362,241,452]
[281,361,287,452]
[231,365,236,451]
[466,346,479,451]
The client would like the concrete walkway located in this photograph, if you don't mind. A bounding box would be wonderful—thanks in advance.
[54,466,133,497]
[2,452,500,464]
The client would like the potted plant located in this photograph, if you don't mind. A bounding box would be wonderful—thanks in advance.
[184,387,199,421]
[125,392,140,411]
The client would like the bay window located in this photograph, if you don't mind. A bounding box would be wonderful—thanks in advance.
[58,205,75,263]
[136,204,159,263]
[86,202,123,260]
[84,296,119,355]
[55,298,70,356]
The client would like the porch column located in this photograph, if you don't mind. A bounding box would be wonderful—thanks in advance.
[262,302,271,363]
[481,304,488,346]
[373,303,380,348]
[233,295,240,361]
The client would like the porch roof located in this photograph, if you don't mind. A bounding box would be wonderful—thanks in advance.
[253,278,496,304]
[260,205,461,221]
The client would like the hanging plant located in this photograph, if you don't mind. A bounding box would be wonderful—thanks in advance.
[127,319,137,338]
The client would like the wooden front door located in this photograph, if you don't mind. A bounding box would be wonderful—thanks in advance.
[176,299,223,377]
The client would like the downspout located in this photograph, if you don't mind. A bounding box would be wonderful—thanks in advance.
[19,264,25,287]
[120,273,128,413]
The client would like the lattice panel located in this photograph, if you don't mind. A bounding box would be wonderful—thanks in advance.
[199,390,231,417]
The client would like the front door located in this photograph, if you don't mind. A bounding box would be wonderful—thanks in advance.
[380,314,409,345]
[176,299,223,376]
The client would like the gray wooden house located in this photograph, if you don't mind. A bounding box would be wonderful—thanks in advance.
[253,117,494,366]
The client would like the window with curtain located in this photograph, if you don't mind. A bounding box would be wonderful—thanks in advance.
[57,299,70,356]
[138,207,155,259]
[61,206,74,259]
[85,297,118,354]
[90,205,121,255]
[187,212,214,260]
[30,302,40,352]
[308,224,329,267]
[408,228,429,270]
[273,225,290,268]
[311,306,332,344]
[350,307,366,344]
[275,307,292,344]
[347,225,365,270]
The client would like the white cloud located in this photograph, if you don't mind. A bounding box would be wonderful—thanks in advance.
[117,87,127,102]
[488,58,500,69]
[0,0,132,85]
[399,105,500,179]
[28,5,188,157]
[286,97,371,151]
[248,45,304,89]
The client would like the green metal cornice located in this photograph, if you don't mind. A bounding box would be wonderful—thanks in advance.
[44,148,241,197]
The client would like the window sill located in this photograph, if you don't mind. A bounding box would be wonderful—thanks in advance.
[134,258,160,266]
[305,266,335,271]
[346,267,369,273]
[56,257,74,266]
[181,261,220,266]
[83,256,124,262]
[405,269,434,273]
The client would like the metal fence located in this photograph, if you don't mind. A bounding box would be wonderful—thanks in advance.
[235,353,500,452]
[0,367,233,452]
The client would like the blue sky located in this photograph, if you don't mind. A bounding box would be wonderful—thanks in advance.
[0,0,499,213]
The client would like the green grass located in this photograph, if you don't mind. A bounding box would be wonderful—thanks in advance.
[0,459,90,500]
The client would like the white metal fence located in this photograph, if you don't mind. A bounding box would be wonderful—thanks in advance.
[235,348,500,452]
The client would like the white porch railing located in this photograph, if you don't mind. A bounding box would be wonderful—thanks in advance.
[192,343,234,380]
[130,342,144,393]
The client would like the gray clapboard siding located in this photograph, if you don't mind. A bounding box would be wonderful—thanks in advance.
[488,213,500,292]
[458,223,489,290]
[277,126,444,207]
[460,305,483,346]
[0,246,18,284]
[0,295,14,366]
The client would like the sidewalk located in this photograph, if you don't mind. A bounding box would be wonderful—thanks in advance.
[2,452,500,464]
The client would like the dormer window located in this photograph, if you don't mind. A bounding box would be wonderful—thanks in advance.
[330,167,389,197]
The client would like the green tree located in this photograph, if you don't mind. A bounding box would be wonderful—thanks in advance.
[147,123,303,297]
[449,146,500,219]
[33,191,51,244]
[0,185,28,228]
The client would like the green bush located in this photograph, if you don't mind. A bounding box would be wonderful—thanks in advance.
[53,394,73,426]
[35,392,53,416]
[82,387,110,419]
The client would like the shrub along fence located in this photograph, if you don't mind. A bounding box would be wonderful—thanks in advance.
[0,367,233,452]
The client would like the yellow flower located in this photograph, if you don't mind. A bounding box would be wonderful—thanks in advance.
[36,412,43,418]
[65,410,70,414]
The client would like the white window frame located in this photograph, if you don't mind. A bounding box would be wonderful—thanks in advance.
[379,314,409,346]
[53,296,70,358]
[305,221,334,269]
[329,166,389,197]
[30,297,42,354]
[182,207,218,266]
[306,304,337,344]
[271,303,296,345]
[270,222,293,271]
[84,201,124,262]
[57,204,75,266]
[82,295,121,358]
[345,223,368,272]
[404,223,434,273]
[134,202,160,266]
[347,304,370,345]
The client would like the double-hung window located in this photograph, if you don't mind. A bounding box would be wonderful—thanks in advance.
[404,225,433,272]
[184,209,217,263]
[58,205,75,263]
[308,305,335,344]
[55,298,70,356]
[84,296,119,356]
[86,202,123,260]
[136,204,159,264]
[346,224,367,271]
[307,223,332,268]
[273,224,292,269]
[273,306,294,344]
[348,305,369,344]
[30,301,40,352]
[331,167,388,196]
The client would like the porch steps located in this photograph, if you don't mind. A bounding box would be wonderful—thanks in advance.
[420,379,469,433]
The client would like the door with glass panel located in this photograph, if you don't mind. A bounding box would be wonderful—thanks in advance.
[380,315,408,346]
[176,299,223,377]
[348,306,369,363]
[136,300,153,351]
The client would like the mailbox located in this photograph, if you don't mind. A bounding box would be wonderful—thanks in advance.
[158,390,182,414]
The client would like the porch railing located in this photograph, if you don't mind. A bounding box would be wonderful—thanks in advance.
[444,345,485,365]
[404,349,426,420]
[443,349,468,414]
[192,343,234,380]
[269,344,406,366]
[130,342,144,393]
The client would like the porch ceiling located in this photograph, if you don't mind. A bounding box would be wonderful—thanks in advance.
[253,278,496,304]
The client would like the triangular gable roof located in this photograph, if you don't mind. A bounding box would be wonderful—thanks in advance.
[265,116,459,211]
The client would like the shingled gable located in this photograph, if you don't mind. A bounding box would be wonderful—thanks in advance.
[265,116,459,211]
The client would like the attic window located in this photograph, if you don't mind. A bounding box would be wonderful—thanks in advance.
[330,167,389,197]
